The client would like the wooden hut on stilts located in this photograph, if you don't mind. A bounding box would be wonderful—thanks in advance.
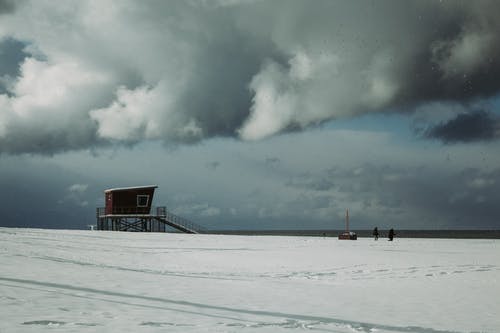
[96,185,205,234]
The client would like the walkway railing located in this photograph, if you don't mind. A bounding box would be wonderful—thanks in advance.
[96,206,206,234]
[160,209,207,234]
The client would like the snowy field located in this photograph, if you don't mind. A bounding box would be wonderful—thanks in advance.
[0,228,498,333]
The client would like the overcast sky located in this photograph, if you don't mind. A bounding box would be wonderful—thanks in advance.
[1,0,499,230]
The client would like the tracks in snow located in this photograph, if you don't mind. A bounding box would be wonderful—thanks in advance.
[0,276,464,333]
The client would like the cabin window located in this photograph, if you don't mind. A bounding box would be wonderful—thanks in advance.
[137,195,149,207]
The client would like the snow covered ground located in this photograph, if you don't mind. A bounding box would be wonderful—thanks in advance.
[0,228,498,333]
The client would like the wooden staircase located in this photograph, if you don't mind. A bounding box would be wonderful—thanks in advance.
[154,207,206,234]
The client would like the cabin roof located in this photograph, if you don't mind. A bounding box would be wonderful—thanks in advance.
[104,185,158,193]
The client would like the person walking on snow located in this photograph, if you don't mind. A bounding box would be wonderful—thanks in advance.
[388,228,395,241]
[372,227,379,240]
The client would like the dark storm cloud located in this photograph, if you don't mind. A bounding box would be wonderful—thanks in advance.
[176,21,281,139]
[0,38,27,94]
[392,3,500,105]
[0,159,98,229]
[425,111,500,143]
[0,125,108,155]
[0,38,26,77]
[1,1,500,154]
[0,0,15,14]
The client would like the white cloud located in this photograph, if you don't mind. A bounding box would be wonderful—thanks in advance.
[13,58,109,114]
[468,177,495,189]
[59,183,89,207]
[174,203,221,218]
[239,60,296,140]
[0,56,114,152]
[90,85,167,141]
[68,183,88,193]
[200,206,221,217]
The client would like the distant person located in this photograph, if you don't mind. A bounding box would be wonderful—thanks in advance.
[372,227,379,240]
[388,228,395,241]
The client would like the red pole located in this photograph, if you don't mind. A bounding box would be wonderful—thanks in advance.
[346,209,349,232]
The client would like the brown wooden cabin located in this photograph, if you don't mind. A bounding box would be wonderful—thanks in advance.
[104,185,158,215]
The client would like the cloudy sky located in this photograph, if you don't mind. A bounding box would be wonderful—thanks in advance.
[1,0,499,230]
